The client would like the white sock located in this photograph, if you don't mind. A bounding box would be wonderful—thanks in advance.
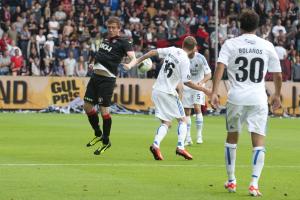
[225,143,237,182]
[186,116,192,142]
[250,146,265,188]
[153,124,168,148]
[196,113,203,140]
[177,122,187,150]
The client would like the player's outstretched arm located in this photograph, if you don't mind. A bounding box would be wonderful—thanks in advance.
[184,81,212,96]
[123,50,158,70]
[211,62,225,108]
[270,72,282,111]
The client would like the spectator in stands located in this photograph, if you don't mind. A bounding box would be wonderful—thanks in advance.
[67,40,80,61]
[36,29,46,55]
[275,40,289,80]
[55,42,68,61]
[62,19,74,37]
[76,55,88,77]
[0,50,11,75]
[293,55,300,81]
[29,46,41,76]
[7,23,18,44]
[0,32,12,53]
[42,43,55,75]
[52,60,65,77]
[10,48,24,76]
[63,51,76,76]
[8,40,22,57]
[48,15,60,39]
[272,19,287,38]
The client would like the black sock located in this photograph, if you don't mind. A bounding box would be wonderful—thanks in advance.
[87,111,102,137]
[102,115,112,144]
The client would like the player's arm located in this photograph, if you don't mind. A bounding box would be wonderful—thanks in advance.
[200,73,212,85]
[176,83,184,100]
[126,51,136,64]
[211,62,225,108]
[184,81,211,96]
[271,72,282,110]
[124,50,158,70]
[268,43,283,111]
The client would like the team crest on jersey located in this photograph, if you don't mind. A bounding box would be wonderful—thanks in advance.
[98,97,103,103]
[187,74,191,80]
[112,39,117,43]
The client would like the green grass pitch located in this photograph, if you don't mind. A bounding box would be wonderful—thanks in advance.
[0,113,299,200]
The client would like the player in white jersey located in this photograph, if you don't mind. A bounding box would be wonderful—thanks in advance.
[182,51,211,145]
[125,36,211,160]
[211,10,282,196]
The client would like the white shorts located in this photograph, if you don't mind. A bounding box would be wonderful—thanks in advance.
[152,90,185,122]
[226,102,268,136]
[182,89,205,108]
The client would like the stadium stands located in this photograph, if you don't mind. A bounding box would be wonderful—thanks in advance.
[0,0,299,80]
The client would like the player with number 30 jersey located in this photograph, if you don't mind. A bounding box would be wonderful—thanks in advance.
[218,34,281,105]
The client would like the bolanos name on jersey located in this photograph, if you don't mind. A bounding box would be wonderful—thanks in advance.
[99,43,112,52]
[239,48,262,55]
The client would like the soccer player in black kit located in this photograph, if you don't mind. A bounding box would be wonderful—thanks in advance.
[84,17,136,155]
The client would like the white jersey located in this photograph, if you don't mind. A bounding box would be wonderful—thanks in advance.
[183,52,211,91]
[217,34,281,105]
[153,47,191,96]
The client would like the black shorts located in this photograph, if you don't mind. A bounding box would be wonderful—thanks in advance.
[84,73,116,107]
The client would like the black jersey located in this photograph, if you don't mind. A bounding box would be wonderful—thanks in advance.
[94,35,133,76]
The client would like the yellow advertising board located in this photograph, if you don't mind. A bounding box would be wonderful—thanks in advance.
[0,76,155,110]
[0,76,300,115]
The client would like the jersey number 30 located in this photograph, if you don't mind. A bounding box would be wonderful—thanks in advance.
[235,56,264,83]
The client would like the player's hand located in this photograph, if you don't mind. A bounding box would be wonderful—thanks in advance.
[270,95,281,111]
[88,64,94,71]
[210,93,219,109]
[122,63,132,71]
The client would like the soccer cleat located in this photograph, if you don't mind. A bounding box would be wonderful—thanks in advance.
[175,148,193,160]
[149,145,164,160]
[94,142,111,155]
[184,140,193,146]
[249,185,262,197]
[224,181,237,193]
[86,136,102,147]
[196,138,203,144]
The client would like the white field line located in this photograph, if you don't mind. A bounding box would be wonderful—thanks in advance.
[0,163,299,168]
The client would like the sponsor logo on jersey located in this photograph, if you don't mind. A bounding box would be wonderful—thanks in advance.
[99,43,112,52]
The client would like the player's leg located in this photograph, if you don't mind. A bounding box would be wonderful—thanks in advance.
[184,108,193,146]
[175,116,192,160]
[247,104,268,196]
[150,90,174,160]
[94,106,112,155]
[224,132,238,192]
[248,133,265,197]
[150,120,171,160]
[83,78,102,147]
[93,76,115,155]
[224,103,243,192]
[194,104,203,144]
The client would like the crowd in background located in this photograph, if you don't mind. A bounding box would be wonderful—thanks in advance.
[0,0,300,81]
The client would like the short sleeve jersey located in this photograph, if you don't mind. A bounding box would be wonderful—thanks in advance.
[153,47,191,96]
[183,52,211,91]
[217,34,281,105]
[94,35,133,76]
